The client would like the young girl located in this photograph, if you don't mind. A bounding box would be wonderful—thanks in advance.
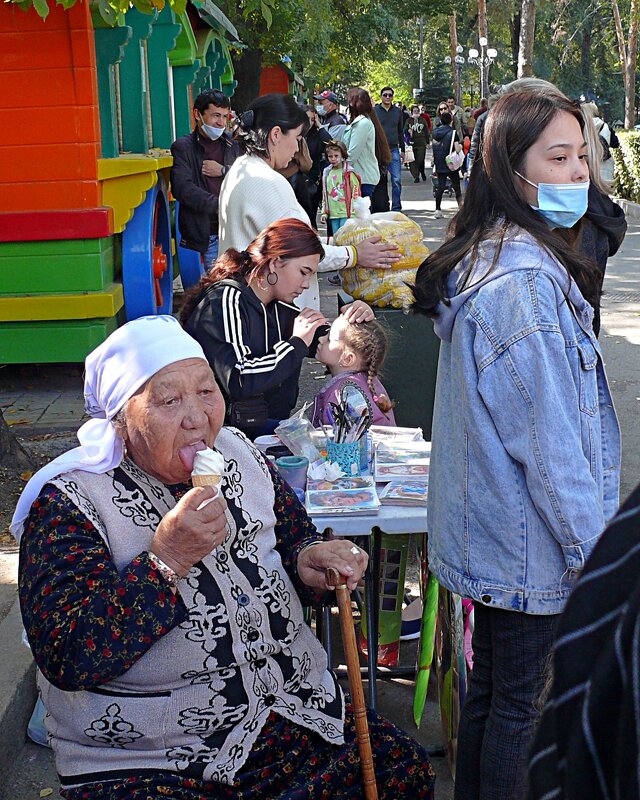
[320,140,362,237]
[312,313,396,429]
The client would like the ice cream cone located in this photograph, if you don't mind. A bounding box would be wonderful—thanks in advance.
[191,474,222,489]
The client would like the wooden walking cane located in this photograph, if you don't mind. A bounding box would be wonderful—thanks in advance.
[326,567,379,800]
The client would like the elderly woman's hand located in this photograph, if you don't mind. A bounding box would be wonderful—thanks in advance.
[340,300,374,324]
[297,540,368,593]
[355,236,401,270]
[150,486,227,577]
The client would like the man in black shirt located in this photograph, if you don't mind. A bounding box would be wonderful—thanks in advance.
[374,86,405,211]
[170,90,240,269]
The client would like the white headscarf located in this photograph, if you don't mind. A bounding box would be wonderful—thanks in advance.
[11,315,207,541]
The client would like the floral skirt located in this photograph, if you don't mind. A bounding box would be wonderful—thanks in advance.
[61,705,435,800]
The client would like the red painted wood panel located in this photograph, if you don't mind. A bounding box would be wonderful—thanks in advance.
[0,208,113,242]
[259,67,289,96]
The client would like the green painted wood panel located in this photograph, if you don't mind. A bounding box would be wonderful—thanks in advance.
[172,61,200,137]
[120,8,156,154]
[0,246,115,294]
[94,26,132,159]
[0,317,120,363]
[148,6,181,150]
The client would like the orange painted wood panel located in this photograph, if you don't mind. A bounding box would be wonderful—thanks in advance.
[1,3,70,33]
[0,181,101,213]
[1,31,93,69]
[1,142,100,183]
[0,0,100,214]
[0,106,99,146]
[0,68,96,109]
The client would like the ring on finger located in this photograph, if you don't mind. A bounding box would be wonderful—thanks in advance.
[350,545,360,555]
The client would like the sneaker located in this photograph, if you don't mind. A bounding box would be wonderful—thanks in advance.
[434,210,444,219]
[414,178,420,183]
[400,597,423,641]
[327,273,342,285]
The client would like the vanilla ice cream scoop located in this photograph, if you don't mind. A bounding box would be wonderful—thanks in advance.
[191,447,225,487]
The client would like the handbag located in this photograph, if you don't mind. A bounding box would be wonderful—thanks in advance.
[445,132,465,172]
[227,396,269,429]
[404,144,415,164]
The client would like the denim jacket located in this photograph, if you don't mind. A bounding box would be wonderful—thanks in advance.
[427,227,621,614]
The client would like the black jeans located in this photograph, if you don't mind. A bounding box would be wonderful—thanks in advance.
[434,170,462,210]
[409,145,427,180]
[454,603,557,800]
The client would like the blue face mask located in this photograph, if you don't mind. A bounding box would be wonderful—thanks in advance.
[201,123,225,141]
[316,105,326,116]
[515,171,589,228]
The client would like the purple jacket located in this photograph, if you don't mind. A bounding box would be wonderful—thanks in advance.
[311,371,396,428]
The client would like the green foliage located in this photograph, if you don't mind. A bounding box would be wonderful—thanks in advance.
[8,0,269,26]
[613,131,640,202]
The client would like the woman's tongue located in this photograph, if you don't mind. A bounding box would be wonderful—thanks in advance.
[178,441,206,471]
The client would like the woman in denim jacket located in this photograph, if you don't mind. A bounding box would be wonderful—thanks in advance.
[413,91,621,800]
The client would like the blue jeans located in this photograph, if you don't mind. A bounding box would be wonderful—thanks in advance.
[388,147,402,211]
[330,217,348,234]
[454,603,557,800]
[203,234,219,270]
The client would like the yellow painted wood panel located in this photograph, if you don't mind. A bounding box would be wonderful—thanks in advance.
[0,283,124,321]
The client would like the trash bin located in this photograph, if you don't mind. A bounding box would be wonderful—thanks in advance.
[375,307,440,440]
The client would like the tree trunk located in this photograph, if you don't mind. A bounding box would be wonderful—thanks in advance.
[517,0,536,78]
[0,410,32,470]
[510,12,521,78]
[627,0,639,128]
[612,0,639,128]
[230,48,263,112]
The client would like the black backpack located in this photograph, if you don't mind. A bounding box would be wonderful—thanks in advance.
[599,134,611,161]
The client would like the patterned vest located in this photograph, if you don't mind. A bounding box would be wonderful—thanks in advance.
[42,427,344,787]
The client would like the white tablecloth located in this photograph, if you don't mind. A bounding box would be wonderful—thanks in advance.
[309,503,427,537]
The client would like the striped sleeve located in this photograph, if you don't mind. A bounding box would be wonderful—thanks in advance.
[193,285,308,402]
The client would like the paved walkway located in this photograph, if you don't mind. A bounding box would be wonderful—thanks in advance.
[1,167,639,799]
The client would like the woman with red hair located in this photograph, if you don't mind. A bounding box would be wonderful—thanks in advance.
[181,217,372,437]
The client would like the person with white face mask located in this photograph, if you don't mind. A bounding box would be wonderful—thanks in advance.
[413,90,620,800]
[313,89,348,140]
[170,89,241,269]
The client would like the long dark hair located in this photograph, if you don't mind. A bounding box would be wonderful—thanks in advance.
[180,218,324,322]
[348,87,392,166]
[235,93,309,159]
[413,91,601,316]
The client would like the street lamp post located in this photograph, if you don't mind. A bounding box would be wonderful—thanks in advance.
[467,37,498,100]
[444,45,465,108]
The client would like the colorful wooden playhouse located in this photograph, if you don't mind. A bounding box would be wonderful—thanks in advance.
[0,0,237,363]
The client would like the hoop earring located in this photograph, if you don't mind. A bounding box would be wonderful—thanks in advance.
[266,271,278,286]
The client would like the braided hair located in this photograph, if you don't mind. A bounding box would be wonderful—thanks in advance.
[341,318,396,414]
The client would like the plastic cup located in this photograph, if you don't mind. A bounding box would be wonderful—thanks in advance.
[275,455,309,491]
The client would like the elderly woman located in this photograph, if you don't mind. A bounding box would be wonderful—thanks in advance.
[13,316,434,800]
